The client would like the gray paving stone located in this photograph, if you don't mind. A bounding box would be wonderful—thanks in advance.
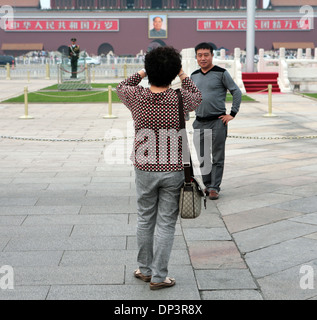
[290,212,317,225]
[272,196,317,214]
[1,189,87,198]
[201,290,263,300]
[277,183,317,198]
[4,236,126,252]
[0,251,63,267]
[0,225,73,237]
[217,193,300,216]
[79,200,137,213]
[12,177,92,184]
[258,259,317,300]
[305,232,317,240]
[0,205,81,216]
[223,207,303,234]
[0,286,50,300]
[47,283,200,300]
[195,269,257,290]
[245,238,317,278]
[0,197,38,206]
[34,196,90,206]
[0,238,9,251]
[0,215,26,226]
[14,265,125,286]
[181,213,225,228]
[70,224,137,237]
[233,220,317,253]
[183,228,231,241]
[22,213,129,226]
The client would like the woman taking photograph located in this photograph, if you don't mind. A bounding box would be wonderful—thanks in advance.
[116,46,202,290]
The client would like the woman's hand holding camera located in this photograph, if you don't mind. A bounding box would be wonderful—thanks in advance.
[138,68,147,78]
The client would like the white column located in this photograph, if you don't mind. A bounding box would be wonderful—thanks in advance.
[246,0,255,73]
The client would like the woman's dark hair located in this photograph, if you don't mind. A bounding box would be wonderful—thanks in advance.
[195,42,213,55]
[144,46,182,87]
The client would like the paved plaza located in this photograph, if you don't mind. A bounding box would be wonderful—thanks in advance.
[0,79,317,300]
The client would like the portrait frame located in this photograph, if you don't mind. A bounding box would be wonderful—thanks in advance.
[148,14,168,39]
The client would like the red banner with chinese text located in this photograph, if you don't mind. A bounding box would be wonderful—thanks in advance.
[197,18,312,31]
[5,20,119,32]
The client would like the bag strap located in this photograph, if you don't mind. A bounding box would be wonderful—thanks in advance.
[176,89,193,183]
[176,89,186,130]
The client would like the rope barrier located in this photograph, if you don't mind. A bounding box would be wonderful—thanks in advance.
[250,88,269,94]
[227,135,317,140]
[1,134,316,143]
[31,90,107,99]
[58,65,87,74]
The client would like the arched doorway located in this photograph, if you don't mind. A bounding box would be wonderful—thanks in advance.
[98,43,114,56]
[58,45,69,56]
[147,39,166,52]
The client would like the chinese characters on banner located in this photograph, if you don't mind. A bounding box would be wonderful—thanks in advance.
[197,18,313,31]
[5,20,119,31]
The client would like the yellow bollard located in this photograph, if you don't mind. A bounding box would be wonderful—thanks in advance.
[27,71,30,83]
[6,63,11,80]
[263,84,278,117]
[103,85,117,119]
[85,63,88,80]
[45,63,50,80]
[19,87,34,119]
[123,64,127,79]
[92,68,95,83]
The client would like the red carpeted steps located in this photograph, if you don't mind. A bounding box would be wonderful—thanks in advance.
[242,72,281,93]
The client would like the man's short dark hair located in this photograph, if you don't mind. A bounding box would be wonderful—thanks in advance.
[145,46,182,87]
[153,16,163,22]
[195,42,213,55]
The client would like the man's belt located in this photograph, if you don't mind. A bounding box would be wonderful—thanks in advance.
[196,113,225,122]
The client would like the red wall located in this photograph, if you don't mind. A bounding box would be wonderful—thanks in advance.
[1,16,316,56]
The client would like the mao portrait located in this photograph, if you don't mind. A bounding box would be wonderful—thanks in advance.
[148,14,168,39]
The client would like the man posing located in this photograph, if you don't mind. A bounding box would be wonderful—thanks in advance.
[191,42,242,200]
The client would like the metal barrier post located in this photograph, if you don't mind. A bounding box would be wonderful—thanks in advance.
[103,85,117,119]
[19,87,34,119]
[263,84,277,117]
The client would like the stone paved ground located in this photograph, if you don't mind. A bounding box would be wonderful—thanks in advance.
[0,80,317,300]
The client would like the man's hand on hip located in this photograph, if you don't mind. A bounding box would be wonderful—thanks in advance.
[219,114,233,125]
